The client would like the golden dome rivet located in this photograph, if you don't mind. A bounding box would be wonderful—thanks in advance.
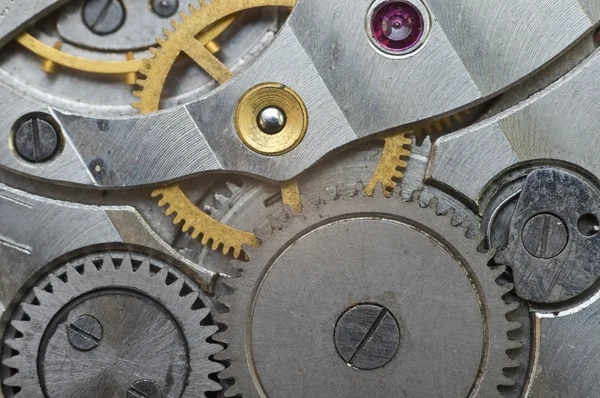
[235,83,308,156]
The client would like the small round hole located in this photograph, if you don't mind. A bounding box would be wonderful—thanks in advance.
[577,214,600,237]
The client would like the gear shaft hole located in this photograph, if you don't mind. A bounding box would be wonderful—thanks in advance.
[577,214,600,237]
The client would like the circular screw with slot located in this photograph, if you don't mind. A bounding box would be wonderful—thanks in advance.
[152,0,179,18]
[127,380,163,398]
[67,315,103,351]
[82,0,126,36]
[521,214,568,259]
[13,116,59,163]
[334,303,400,370]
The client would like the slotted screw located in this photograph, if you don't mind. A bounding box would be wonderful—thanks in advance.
[67,315,103,351]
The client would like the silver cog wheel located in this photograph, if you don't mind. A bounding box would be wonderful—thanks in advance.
[1,252,223,398]
[216,188,519,397]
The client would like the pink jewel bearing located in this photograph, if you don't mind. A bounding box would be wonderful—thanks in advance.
[369,0,426,54]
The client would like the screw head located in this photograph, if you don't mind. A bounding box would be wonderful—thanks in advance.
[257,106,287,135]
[82,0,126,36]
[522,213,568,259]
[67,315,103,351]
[13,117,59,163]
[152,0,179,18]
[334,304,400,370]
[127,380,163,398]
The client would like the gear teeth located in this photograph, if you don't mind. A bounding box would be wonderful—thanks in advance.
[154,267,170,283]
[169,276,186,293]
[2,253,222,396]
[32,286,53,305]
[9,321,29,334]
[152,185,259,259]
[48,273,65,288]
[130,0,296,115]
[2,355,23,370]
[408,188,484,241]
[4,338,23,352]
[366,132,412,197]
[180,291,199,309]
[65,263,82,282]
[214,192,229,206]
[218,190,520,396]
[20,302,43,320]
[103,254,117,270]
[83,258,98,274]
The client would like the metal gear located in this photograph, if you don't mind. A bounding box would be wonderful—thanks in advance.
[1,252,223,398]
[14,19,229,82]
[365,132,412,197]
[153,185,259,259]
[215,188,520,397]
[131,0,297,114]
[366,110,478,196]
[139,0,298,259]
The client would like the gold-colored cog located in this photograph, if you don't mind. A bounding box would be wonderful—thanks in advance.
[152,186,259,259]
[365,132,412,198]
[416,111,470,139]
[366,112,471,196]
[15,16,232,83]
[139,0,297,258]
[132,0,297,114]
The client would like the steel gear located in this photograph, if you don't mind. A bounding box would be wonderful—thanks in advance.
[215,188,521,397]
[1,252,223,398]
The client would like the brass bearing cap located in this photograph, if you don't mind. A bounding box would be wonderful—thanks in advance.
[235,83,308,156]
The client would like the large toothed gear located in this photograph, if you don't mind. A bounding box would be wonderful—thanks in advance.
[132,0,297,115]
[215,188,521,397]
[153,185,260,259]
[1,253,223,398]
[135,0,296,259]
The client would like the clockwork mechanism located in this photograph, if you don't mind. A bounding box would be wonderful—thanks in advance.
[1,0,600,397]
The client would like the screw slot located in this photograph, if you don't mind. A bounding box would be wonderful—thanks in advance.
[68,315,103,351]
[577,214,600,237]
[521,213,568,259]
[82,0,126,36]
[334,303,400,370]
[11,113,62,163]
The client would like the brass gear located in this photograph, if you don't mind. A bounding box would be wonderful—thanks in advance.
[365,132,412,197]
[14,18,231,84]
[366,111,472,197]
[152,185,259,259]
[137,0,297,258]
[131,0,297,114]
